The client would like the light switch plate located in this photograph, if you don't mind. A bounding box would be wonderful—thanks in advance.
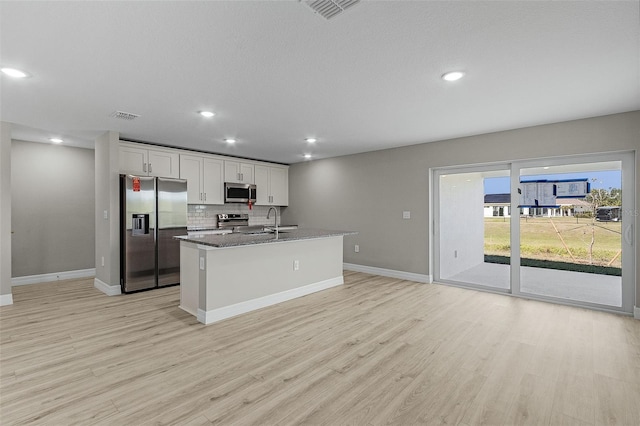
[103,210,108,220]
[403,211,411,219]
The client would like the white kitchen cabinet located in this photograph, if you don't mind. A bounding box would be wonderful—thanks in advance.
[120,144,179,178]
[224,160,254,184]
[180,154,224,205]
[255,165,288,206]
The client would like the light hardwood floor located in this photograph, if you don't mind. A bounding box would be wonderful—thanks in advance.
[1,271,639,425]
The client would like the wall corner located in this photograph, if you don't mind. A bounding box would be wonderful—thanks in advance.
[0,122,13,304]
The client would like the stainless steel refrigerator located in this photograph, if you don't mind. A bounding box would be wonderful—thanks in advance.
[120,174,187,293]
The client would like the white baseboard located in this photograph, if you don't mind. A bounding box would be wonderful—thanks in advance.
[343,263,432,284]
[635,306,640,320]
[11,268,96,286]
[197,276,344,325]
[0,293,13,306]
[94,278,122,296]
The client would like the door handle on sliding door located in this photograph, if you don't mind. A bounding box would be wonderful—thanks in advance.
[623,224,633,246]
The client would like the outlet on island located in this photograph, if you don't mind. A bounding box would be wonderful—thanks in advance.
[293,260,300,271]
[354,244,359,253]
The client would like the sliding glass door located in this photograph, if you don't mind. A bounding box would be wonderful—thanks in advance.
[434,165,511,292]
[512,153,635,313]
[434,152,635,314]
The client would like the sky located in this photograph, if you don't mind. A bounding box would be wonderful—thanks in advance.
[484,171,622,194]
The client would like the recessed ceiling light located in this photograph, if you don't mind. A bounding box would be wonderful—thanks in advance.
[1,67,29,78]
[303,153,312,159]
[199,111,215,118]
[305,138,317,143]
[224,138,236,144]
[441,71,465,82]
[49,138,63,144]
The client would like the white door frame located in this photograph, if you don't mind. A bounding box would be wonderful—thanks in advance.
[510,151,635,314]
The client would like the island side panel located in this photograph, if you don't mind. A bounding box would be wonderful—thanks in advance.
[178,241,200,316]
[202,236,343,320]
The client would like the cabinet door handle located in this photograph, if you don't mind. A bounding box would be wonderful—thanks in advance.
[143,163,147,173]
[149,163,152,173]
[200,192,203,201]
[240,173,244,181]
[204,193,207,202]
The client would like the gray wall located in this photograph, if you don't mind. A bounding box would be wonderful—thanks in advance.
[11,140,95,277]
[0,122,12,301]
[282,111,640,306]
[94,131,120,291]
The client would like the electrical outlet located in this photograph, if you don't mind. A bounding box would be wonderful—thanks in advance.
[354,244,360,253]
[103,210,108,220]
[403,211,411,219]
[293,260,299,271]
[101,256,105,267]
[199,257,205,270]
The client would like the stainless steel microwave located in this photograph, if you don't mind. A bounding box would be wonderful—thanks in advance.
[224,182,256,203]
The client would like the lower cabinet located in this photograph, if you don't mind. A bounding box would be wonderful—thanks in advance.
[179,154,224,204]
[255,165,288,206]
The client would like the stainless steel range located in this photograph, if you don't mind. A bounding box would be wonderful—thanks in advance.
[217,213,249,230]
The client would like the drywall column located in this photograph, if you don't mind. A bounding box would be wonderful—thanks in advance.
[636,151,639,320]
[94,131,121,295]
[0,122,12,305]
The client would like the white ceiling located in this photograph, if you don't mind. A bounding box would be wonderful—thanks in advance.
[1,1,638,164]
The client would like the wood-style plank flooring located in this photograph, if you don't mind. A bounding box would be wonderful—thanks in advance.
[1,271,639,425]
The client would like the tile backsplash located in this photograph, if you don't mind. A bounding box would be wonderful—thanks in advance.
[187,204,283,228]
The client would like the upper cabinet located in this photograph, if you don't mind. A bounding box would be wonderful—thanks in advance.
[224,160,254,184]
[119,142,287,206]
[255,165,288,206]
[120,144,179,178]
[179,154,224,205]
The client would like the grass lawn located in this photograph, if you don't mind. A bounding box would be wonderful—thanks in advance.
[485,216,622,268]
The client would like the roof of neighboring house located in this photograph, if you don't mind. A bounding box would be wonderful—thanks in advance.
[484,194,511,204]
[484,194,590,206]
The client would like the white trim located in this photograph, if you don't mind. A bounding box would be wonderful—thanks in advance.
[94,277,122,296]
[0,293,13,306]
[635,306,640,320]
[343,263,432,284]
[197,276,343,325]
[12,268,96,286]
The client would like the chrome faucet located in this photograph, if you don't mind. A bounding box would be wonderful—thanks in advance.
[267,207,278,236]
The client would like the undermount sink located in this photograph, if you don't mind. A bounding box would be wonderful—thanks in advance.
[234,226,289,235]
[264,228,289,234]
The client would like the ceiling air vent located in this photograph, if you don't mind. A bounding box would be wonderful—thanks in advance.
[302,0,360,20]
[110,110,140,121]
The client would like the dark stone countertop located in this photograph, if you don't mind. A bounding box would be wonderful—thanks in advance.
[175,228,357,248]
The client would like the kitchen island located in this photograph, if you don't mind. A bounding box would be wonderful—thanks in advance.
[176,228,355,325]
